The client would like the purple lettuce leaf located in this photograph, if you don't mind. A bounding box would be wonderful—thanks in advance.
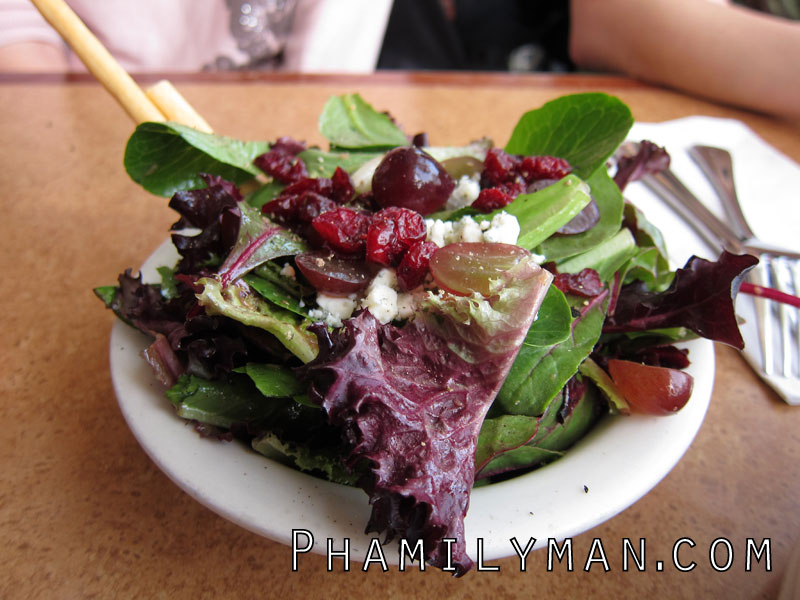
[168,174,241,274]
[169,173,242,229]
[614,140,670,192]
[299,254,552,575]
[108,269,192,340]
[98,270,295,381]
[604,250,758,349]
[142,333,185,387]
[216,202,308,287]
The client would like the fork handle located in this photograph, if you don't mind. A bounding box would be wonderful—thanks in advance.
[689,145,756,241]
[643,168,746,254]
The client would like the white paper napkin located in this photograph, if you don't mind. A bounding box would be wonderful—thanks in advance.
[623,117,800,404]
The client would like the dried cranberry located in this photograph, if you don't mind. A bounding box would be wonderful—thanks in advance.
[500,179,529,198]
[397,240,438,291]
[284,176,333,199]
[254,147,308,184]
[379,207,426,247]
[472,187,514,213]
[261,194,299,223]
[272,136,307,155]
[296,192,337,223]
[366,207,427,266]
[482,148,522,186]
[520,155,572,181]
[330,167,355,204]
[481,148,571,198]
[366,219,401,266]
[553,268,605,298]
[312,207,372,255]
[262,177,335,225]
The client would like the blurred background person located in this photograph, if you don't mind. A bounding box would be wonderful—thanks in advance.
[0,0,797,118]
[0,0,395,72]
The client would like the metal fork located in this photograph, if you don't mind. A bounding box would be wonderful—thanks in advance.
[640,145,800,403]
[690,146,800,381]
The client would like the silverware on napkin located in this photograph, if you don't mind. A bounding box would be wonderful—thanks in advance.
[634,143,800,405]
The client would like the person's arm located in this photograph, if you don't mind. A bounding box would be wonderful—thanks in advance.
[569,0,800,119]
[0,40,67,71]
[0,0,68,72]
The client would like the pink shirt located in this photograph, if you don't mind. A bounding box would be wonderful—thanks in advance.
[0,0,393,72]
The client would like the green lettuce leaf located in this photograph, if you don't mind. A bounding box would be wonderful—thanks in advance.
[536,167,626,262]
[166,373,297,429]
[494,291,608,416]
[504,92,633,179]
[476,381,602,478]
[523,285,573,347]
[621,202,674,291]
[578,357,629,414]
[234,363,307,398]
[318,93,409,149]
[499,175,593,250]
[556,227,638,282]
[197,278,318,363]
[300,147,386,178]
[243,272,309,318]
[124,121,271,197]
[252,433,359,485]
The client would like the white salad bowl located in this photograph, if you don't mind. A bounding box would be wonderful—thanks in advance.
[110,239,713,565]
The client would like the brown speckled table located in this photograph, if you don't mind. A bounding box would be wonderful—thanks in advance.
[2,72,799,599]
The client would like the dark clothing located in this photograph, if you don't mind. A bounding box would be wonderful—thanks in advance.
[377,0,574,72]
[734,0,800,19]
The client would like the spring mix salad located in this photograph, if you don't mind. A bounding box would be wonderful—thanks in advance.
[96,93,756,575]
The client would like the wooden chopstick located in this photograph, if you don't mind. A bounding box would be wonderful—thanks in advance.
[146,80,214,133]
[30,0,165,123]
[30,0,214,133]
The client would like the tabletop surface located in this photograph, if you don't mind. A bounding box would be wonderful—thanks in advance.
[1,71,799,599]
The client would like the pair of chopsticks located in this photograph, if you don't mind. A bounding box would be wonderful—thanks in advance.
[30,0,214,133]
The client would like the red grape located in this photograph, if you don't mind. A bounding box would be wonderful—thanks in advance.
[295,251,373,295]
[607,359,693,415]
[429,242,531,297]
[371,147,455,215]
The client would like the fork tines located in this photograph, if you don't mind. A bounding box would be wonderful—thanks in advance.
[754,255,800,378]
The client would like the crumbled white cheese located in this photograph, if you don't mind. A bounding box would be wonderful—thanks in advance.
[483,211,521,245]
[396,292,419,320]
[455,215,484,243]
[425,212,521,246]
[425,218,454,248]
[309,293,357,328]
[361,269,398,324]
[311,268,422,327]
[279,263,296,279]
[445,174,481,210]
[350,155,383,195]
[369,267,398,289]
